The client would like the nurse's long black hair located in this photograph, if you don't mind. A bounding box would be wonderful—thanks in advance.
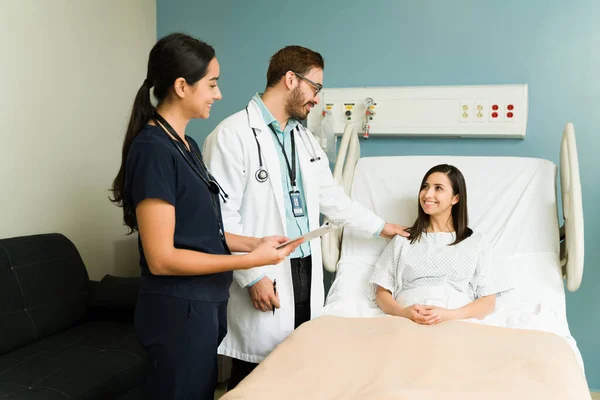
[405,164,473,246]
[110,33,215,233]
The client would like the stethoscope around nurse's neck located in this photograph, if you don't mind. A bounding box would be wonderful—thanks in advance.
[153,112,229,204]
[245,107,321,184]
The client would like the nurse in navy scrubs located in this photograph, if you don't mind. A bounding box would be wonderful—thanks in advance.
[110,33,299,399]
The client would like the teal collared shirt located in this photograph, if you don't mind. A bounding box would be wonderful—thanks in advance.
[253,93,311,258]
[245,94,383,287]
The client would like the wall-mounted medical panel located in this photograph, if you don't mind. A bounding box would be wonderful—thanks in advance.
[306,84,528,139]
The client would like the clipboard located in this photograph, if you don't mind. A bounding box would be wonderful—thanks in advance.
[276,221,345,249]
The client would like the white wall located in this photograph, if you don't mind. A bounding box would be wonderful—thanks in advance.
[0,0,156,279]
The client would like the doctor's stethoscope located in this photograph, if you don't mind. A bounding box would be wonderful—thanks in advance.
[246,107,321,183]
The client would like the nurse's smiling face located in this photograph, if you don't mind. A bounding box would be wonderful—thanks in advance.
[187,57,222,119]
[285,67,323,121]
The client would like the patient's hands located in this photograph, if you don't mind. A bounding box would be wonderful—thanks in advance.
[401,305,441,325]
[416,306,457,324]
[380,223,410,239]
[248,276,280,312]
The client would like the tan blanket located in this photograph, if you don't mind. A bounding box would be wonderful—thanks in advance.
[222,316,589,400]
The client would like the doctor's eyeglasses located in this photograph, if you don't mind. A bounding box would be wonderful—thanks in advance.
[292,72,323,96]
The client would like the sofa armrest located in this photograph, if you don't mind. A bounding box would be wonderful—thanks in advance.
[87,275,140,321]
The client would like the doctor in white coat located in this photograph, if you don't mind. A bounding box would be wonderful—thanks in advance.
[203,45,408,389]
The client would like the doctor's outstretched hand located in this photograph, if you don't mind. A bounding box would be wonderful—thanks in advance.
[379,223,410,239]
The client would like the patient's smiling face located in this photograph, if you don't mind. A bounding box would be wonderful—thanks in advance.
[419,172,459,217]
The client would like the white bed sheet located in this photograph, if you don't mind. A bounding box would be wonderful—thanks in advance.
[322,156,583,367]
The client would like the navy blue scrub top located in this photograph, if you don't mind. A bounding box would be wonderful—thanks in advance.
[124,124,233,302]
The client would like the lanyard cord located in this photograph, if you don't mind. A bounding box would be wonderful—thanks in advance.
[153,112,229,203]
[153,113,229,245]
[268,124,297,188]
[154,113,212,183]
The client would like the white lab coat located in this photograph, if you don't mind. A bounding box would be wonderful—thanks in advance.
[203,99,384,363]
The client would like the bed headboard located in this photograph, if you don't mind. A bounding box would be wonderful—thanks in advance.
[322,123,584,292]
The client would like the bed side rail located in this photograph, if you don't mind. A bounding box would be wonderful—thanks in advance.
[322,123,361,273]
[560,122,584,292]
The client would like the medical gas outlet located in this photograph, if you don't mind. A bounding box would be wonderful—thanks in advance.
[364,97,376,121]
[362,97,376,139]
[343,103,355,121]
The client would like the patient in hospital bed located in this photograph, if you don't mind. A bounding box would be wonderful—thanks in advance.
[221,162,589,400]
[367,164,513,325]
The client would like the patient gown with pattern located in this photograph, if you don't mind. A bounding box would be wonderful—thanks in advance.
[367,232,513,309]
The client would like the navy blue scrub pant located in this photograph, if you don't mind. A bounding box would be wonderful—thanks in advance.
[135,293,227,400]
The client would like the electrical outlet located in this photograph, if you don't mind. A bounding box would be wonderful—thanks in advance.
[473,100,488,123]
[489,101,502,123]
[504,102,515,122]
[459,100,474,122]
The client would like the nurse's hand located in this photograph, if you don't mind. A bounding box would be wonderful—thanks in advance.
[253,235,290,250]
[248,237,300,267]
[248,276,279,312]
[380,223,410,239]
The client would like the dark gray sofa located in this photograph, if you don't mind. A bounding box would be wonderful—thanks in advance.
[0,233,146,399]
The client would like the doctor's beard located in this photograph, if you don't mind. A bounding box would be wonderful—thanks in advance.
[286,86,315,121]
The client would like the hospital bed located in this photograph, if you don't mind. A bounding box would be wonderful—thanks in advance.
[222,123,588,399]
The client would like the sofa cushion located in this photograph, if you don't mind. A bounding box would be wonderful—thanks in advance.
[87,275,140,313]
[0,234,89,355]
[0,320,146,399]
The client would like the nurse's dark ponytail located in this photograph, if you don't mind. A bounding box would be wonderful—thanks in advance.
[110,33,215,232]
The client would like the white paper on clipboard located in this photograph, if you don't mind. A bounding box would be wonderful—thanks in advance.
[276,221,345,249]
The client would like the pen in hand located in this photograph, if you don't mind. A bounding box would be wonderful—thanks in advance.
[272,279,277,316]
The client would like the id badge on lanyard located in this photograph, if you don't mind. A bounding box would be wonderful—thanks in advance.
[269,123,306,219]
[289,189,305,217]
